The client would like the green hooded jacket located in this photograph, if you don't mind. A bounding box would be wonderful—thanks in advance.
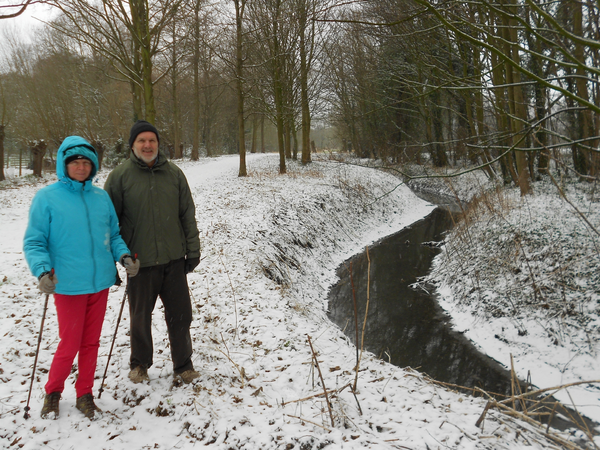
[104,150,200,268]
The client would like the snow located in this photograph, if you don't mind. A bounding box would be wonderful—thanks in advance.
[0,153,596,449]
[416,176,600,429]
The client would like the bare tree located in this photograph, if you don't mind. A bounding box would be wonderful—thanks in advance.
[191,0,202,160]
[247,0,293,174]
[189,2,228,158]
[323,0,598,194]
[233,0,248,176]
[412,0,600,182]
[0,0,37,19]
[48,0,184,125]
[0,75,7,181]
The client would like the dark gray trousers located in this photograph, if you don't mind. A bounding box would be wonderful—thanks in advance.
[127,257,194,374]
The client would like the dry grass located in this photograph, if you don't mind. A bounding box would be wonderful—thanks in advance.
[425,180,600,340]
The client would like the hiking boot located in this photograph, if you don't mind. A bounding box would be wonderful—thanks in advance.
[128,366,149,384]
[40,392,61,420]
[76,394,102,420]
[176,369,200,384]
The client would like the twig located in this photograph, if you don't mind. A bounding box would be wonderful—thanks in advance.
[354,246,371,394]
[349,384,363,416]
[216,332,245,388]
[547,168,600,239]
[565,388,597,447]
[307,335,335,427]
[475,401,492,428]
[497,379,600,405]
[281,383,351,406]
[218,253,238,338]
[546,402,557,434]
[285,414,331,432]
[347,261,360,372]
[510,354,528,414]
[490,401,590,450]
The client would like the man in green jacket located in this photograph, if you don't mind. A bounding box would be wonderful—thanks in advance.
[105,120,201,384]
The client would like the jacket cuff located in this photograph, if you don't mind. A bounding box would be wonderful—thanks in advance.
[38,271,51,281]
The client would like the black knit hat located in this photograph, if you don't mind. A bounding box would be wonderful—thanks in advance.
[65,154,92,165]
[129,120,160,150]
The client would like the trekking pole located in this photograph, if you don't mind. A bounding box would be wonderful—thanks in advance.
[98,280,127,398]
[98,254,136,398]
[24,269,54,420]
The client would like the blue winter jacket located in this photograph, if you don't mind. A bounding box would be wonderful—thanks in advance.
[23,136,130,295]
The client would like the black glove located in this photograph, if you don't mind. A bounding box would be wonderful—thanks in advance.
[38,271,58,294]
[120,254,140,277]
[185,257,200,274]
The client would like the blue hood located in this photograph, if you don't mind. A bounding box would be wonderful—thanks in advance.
[56,136,99,185]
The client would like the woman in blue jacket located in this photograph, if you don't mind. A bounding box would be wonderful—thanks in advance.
[23,136,139,420]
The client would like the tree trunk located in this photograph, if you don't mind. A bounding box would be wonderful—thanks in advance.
[270,0,286,174]
[91,139,105,170]
[171,19,181,159]
[292,126,298,160]
[461,11,495,179]
[130,66,143,123]
[284,121,292,159]
[31,140,47,178]
[573,0,598,177]
[526,8,549,176]
[202,58,214,158]
[250,114,257,154]
[0,125,5,182]
[261,114,265,153]
[299,1,311,165]
[191,0,201,161]
[131,0,156,124]
[502,0,532,195]
[490,35,519,184]
[235,0,247,176]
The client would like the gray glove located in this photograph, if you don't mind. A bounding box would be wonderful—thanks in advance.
[121,255,140,277]
[38,272,57,294]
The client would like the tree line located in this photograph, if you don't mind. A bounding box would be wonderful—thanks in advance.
[0,0,598,192]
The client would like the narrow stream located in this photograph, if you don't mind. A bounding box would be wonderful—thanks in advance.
[327,206,597,433]
[327,207,518,396]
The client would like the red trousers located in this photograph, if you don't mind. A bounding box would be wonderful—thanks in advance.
[45,289,108,398]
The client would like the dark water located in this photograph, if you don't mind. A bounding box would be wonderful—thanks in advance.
[327,206,599,433]
[327,208,518,396]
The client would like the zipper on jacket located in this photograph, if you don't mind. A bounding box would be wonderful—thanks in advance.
[150,169,160,265]
[80,186,98,292]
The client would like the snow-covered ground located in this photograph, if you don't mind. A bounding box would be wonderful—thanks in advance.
[0,153,595,449]
[412,172,600,429]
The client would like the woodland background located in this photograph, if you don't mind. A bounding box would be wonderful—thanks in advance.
[0,3,599,446]
[0,0,597,185]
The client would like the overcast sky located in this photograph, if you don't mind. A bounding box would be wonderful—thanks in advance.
[0,2,55,42]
